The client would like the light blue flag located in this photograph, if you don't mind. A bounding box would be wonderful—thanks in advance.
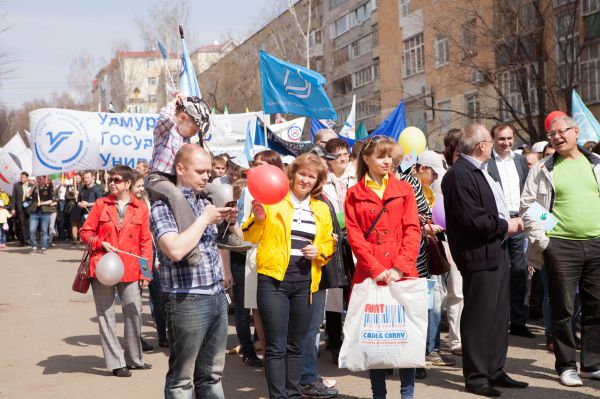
[157,39,168,60]
[260,50,336,120]
[243,119,255,165]
[179,37,201,97]
[572,90,600,145]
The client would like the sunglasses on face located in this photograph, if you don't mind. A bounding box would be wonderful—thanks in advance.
[108,177,124,184]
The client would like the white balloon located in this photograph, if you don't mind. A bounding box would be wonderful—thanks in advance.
[95,252,125,286]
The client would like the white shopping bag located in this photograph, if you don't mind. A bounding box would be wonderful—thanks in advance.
[338,278,428,371]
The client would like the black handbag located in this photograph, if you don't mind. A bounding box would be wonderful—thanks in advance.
[420,219,451,275]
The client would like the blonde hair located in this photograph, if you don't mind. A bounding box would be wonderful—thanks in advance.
[287,153,328,197]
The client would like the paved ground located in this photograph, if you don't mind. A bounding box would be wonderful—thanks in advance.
[0,242,599,398]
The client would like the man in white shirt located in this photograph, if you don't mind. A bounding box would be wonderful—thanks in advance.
[486,123,533,338]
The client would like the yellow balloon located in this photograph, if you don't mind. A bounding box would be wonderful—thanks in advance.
[398,126,427,155]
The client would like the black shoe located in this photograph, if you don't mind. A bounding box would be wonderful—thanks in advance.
[490,373,529,388]
[112,367,132,377]
[140,337,153,351]
[415,368,427,379]
[158,338,169,348]
[331,349,339,365]
[509,324,535,338]
[127,363,152,370]
[465,384,501,397]
[242,355,264,367]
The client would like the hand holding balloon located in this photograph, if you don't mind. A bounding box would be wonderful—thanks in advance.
[251,200,266,221]
[95,252,125,286]
[246,164,289,205]
[101,241,117,252]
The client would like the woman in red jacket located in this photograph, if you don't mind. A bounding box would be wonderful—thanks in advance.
[344,136,421,399]
[80,165,153,377]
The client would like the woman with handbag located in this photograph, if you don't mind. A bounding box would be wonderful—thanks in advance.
[80,165,153,377]
[345,136,421,399]
[243,153,335,399]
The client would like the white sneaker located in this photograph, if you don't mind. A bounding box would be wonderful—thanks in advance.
[559,369,583,387]
[580,369,600,380]
[319,376,336,388]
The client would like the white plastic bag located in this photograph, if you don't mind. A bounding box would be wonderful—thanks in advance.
[338,278,428,371]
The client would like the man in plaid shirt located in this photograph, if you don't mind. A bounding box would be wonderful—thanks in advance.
[146,94,211,268]
[150,144,236,398]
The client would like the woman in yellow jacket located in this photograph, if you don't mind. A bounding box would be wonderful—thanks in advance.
[243,153,335,399]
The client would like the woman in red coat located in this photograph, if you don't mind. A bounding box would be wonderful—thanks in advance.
[80,165,153,377]
[344,136,421,399]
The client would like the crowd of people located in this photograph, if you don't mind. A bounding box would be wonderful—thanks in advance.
[3,94,600,399]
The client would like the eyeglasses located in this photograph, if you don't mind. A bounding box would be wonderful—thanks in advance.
[547,127,574,139]
[333,152,350,160]
[363,135,391,152]
[108,177,124,184]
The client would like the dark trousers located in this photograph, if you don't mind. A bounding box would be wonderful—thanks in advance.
[543,237,600,373]
[148,266,167,341]
[257,275,311,399]
[14,208,28,245]
[508,232,529,326]
[325,311,342,351]
[461,251,510,387]
[231,258,257,358]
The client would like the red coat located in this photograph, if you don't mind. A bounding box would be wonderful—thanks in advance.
[345,173,420,284]
[80,193,153,282]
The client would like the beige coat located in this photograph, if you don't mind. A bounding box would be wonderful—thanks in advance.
[520,150,600,268]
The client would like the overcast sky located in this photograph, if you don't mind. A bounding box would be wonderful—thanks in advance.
[0,0,280,109]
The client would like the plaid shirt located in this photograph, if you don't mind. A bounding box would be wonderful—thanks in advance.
[150,187,223,293]
[148,102,190,175]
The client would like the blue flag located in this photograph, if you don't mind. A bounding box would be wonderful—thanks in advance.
[371,101,406,141]
[179,37,201,97]
[243,119,255,165]
[572,90,600,145]
[260,50,336,120]
[155,35,168,60]
[254,118,267,147]
[310,118,328,142]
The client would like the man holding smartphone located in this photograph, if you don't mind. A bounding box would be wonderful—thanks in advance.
[150,144,237,398]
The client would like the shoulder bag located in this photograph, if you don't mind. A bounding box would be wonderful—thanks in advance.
[420,218,451,275]
[72,240,92,293]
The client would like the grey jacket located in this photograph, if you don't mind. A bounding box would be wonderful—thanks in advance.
[520,147,600,268]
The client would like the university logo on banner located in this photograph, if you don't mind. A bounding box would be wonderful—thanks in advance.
[268,117,306,143]
[30,109,98,174]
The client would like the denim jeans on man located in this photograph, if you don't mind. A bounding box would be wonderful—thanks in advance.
[165,293,228,399]
[231,253,258,359]
[543,237,600,374]
[148,260,167,343]
[29,211,50,250]
[300,289,326,385]
[257,275,311,399]
[427,275,447,354]
[369,368,416,399]
[0,226,7,244]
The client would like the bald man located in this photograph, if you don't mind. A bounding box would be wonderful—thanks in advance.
[150,144,237,398]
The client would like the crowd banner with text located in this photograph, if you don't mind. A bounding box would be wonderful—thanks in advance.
[29,108,261,174]
[259,50,336,120]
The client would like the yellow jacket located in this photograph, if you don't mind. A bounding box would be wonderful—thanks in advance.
[242,193,335,293]
[0,191,9,207]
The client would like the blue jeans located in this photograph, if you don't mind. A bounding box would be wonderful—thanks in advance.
[427,275,446,354]
[165,292,228,399]
[148,261,167,341]
[231,257,257,358]
[300,289,326,385]
[257,275,312,399]
[29,212,50,249]
[540,267,581,337]
[369,368,416,399]
[0,226,6,244]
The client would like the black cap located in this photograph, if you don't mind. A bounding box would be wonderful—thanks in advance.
[178,96,211,134]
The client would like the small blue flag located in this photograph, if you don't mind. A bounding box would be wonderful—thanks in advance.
[244,119,255,165]
[155,36,168,60]
[254,118,267,146]
[371,100,406,142]
[138,257,152,280]
[310,118,328,142]
[179,37,201,97]
[571,90,600,145]
[260,50,336,120]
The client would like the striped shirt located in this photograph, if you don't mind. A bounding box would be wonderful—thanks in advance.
[150,187,223,294]
[284,193,316,282]
[148,102,190,175]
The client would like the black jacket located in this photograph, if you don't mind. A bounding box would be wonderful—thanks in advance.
[318,194,352,290]
[486,152,529,194]
[10,182,25,212]
[441,156,508,272]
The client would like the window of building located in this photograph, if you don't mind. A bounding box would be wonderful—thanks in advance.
[330,0,347,10]
[148,77,157,85]
[435,35,449,67]
[146,58,156,68]
[556,12,579,87]
[350,31,378,59]
[352,63,376,88]
[498,65,539,121]
[583,0,600,14]
[437,99,452,132]
[329,0,376,39]
[464,92,480,123]
[463,19,478,57]
[399,0,410,17]
[332,75,353,95]
[357,99,380,120]
[311,56,324,73]
[148,94,157,103]
[334,46,350,66]
[581,41,600,103]
[309,29,322,46]
[520,2,538,29]
[336,104,352,126]
[404,33,425,77]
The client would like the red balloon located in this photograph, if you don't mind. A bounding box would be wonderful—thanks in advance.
[246,164,289,205]
[545,110,567,132]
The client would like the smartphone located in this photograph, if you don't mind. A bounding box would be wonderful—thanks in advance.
[224,200,237,208]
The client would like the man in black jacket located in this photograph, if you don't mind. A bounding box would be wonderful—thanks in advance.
[10,172,30,246]
[486,124,533,338]
[442,124,527,397]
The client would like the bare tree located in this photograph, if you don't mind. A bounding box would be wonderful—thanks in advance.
[287,0,312,67]
[68,52,98,110]
[136,0,194,52]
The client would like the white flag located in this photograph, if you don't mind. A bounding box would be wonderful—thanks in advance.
[339,95,356,139]
[268,117,306,142]
[0,149,21,193]
[3,133,32,174]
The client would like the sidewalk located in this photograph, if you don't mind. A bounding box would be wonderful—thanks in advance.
[0,242,598,398]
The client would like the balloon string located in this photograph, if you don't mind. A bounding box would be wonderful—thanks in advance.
[114,249,146,260]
